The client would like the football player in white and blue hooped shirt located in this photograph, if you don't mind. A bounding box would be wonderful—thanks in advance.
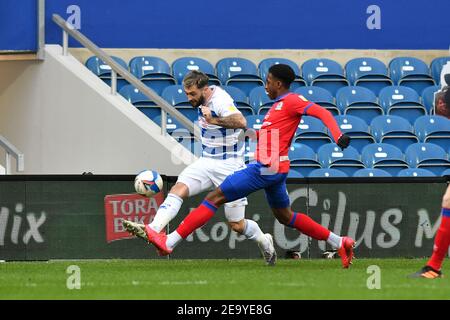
[123,70,276,265]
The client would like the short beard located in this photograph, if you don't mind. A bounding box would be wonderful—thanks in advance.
[191,95,205,108]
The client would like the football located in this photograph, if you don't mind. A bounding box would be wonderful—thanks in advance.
[134,170,163,197]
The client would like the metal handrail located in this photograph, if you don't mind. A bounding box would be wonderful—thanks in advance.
[52,14,200,140]
[0,135,24,174]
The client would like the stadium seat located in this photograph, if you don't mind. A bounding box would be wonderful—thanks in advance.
[216,58,264,96]
[361,143,409,176]
[161,85,197,122]
[345,57,393,95]
[295,86,339,116]
[246,115,265,130]
[222,86,254,116]
[294,116,332,152]
[317,143,364,176]
[405,143,450,176]
[421,85,441,114]
[370,115,419,153]
[258,58,306,90]
[442,168,450,176]
[335,86,383,124]
[308,168,348,178]
[334,115,375,153]
[430,56,450,85]
[153,114,190,136]
[287,170,304,178]
[172,57,220,85]
[85,55,129,90]
[378,86,427,124]
[352,168,391,177]
[389,57,435,95]
[288,143,322,177]
[249,86,274,116]
[119,84,161,120]
[301,58,350,96]
[129,56,176,95]
[414,115,450,152]
[397,168,435,177]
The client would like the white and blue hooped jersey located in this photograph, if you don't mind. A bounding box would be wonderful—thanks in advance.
[198,86,245,159]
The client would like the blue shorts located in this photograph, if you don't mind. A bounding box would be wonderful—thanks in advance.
[220,162,290,208]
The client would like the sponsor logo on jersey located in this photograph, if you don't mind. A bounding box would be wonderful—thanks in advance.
[275,102,284,110]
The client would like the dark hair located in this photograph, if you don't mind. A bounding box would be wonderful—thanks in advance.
[268,64,295,88]
[182,70,209,89]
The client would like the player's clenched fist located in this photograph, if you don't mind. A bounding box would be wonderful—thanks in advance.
[337,134,350,150]
[201,106,213,123]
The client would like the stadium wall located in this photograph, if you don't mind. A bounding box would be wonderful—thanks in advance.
[0,175,448,260]
[45,0,450,49]
[0,45,194,175]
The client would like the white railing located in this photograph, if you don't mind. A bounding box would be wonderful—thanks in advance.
[0,135,24,174]
[52,13,200,140]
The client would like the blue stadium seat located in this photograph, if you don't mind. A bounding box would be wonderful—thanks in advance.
[397,168,435,177]
[317,143,364,176]
[442,168,450,176]
[85,55,129,90]
[249,86,274,116]
[246,115,265,130]
[161,85,197,122]
[258,58,306,90]
[370,115,419,153]
[353,168,391,177]
[361,143,409,176]
[295,86,339,116]
[345,57,393,95]
[414,115,450,152]
[335,86,383,124]
[222,86,254,117]
[378,85,427,124]
[119,84,161,120]
[389,57,435,95]
[430,56,450,85]
[294,116,332,152]
[405,143,450,176]
[334,115,375,153]
[288,143,322,177]
[287,170,304,178]
[301,58,350,96]
[129,56,176,95]
[216,58,264,96]
[421,85,441,115]
[308,168,348,178]
[153,114,190,136]
[172,57,220,86]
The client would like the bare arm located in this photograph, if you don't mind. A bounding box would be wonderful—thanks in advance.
[201,106,247,129]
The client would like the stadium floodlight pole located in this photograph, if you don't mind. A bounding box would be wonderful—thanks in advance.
[0,135,24,174]
[52,14,201,141]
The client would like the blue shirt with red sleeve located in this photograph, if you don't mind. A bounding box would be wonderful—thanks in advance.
[255,92,343,173]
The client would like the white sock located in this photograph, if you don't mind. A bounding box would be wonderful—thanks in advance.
[149,193,183,233]
[327,232,342,249]
[243,219,270,251]
[166,231,183,250]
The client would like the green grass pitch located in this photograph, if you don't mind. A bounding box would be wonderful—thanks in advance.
[1,258,449,299]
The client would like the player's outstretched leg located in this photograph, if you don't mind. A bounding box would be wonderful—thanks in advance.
[273,208,355,268]
[409,186,450,279]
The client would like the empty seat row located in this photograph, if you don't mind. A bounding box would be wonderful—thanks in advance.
[85,55,450,96]
[287,167,450,178]
[120,82,441,125]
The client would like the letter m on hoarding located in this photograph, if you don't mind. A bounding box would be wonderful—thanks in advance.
[415,209,441,247]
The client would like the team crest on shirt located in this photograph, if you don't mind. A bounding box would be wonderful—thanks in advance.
[275,102,283,110]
